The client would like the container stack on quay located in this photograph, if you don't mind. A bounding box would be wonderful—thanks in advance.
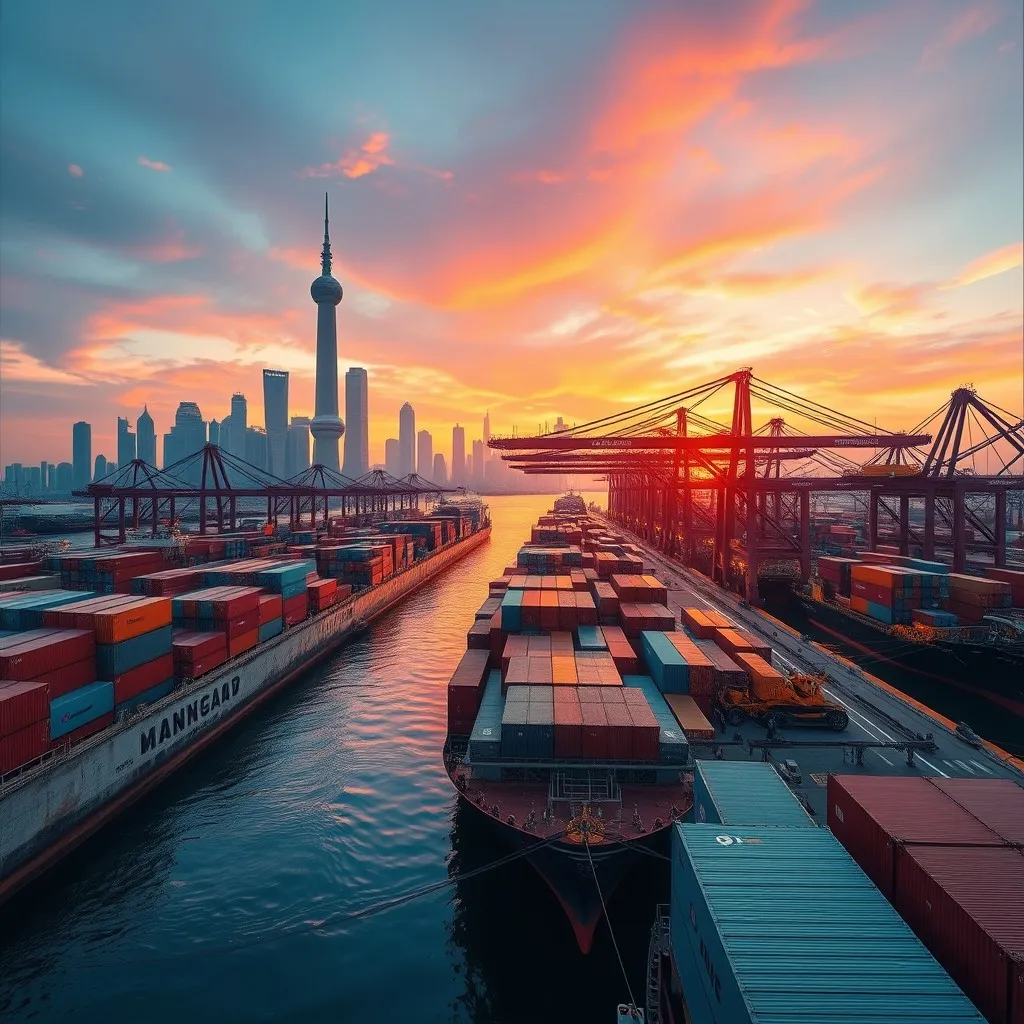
[0,514,475,780]
[668,823,987,1024]
[689,759,813,827]
[817,552,1020,628]
[827,775,1024,1024]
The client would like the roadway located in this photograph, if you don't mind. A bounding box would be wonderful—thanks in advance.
[603,524,1024,819]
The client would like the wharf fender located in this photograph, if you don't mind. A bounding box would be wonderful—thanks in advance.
[0,528,490,889]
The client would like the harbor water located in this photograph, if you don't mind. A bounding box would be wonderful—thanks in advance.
[0,494,662,1024]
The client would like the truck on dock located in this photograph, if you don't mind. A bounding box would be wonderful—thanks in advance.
[716,663,849,731]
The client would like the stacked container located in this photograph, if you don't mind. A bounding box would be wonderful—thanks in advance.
[446,649,491,735]
[621,675,688,765]
[500,684,553,759]
[691,759,813,827]
[0,680,50,773]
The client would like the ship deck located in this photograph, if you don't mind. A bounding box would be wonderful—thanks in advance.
[606,521,1024,803]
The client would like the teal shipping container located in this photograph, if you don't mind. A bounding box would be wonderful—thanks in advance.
[622,675,688,765]
[258,618,283,643]
[691,759,814,827]
[96,625,174,677]
[670,824,985,1024]
[500,589,523,633]
[641,631,689,693]
[575,625,607,651]
[468,670,503,763]
[0,591,98,630]
[51,681,115,739]
[116,678,176,719]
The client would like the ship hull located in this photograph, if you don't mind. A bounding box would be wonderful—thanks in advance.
[455,788,666,954]
[0,527,490,905]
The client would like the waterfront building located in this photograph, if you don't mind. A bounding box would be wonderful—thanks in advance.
[163,402,206,484]
[263,369,289,478]
[72,421,91,489]
[452,424,466,486]
[94,454,108,481]
[432,453,447,486]
[384,437,401,478]
[286,416,311,477]
[136,406,157,466]
[342,367,369,479]
[117,416,136,469]
[399,403,416,477]
[417,430,433,481]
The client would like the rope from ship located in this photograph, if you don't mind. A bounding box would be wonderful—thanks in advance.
[598,832,672,863]
[61,829,571,969]
[582,832,639,1013]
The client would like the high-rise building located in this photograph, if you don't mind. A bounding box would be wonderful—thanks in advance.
[163,402,206,483]
[208,419,221,448]
[432,453,447,486]
[384,438,401,478]
[472,440,484,486]
[398,403,416,477]
[310,194,345,470]
[117,416,136,469]
[94,454,108,480]
[342,367,369,480]
[263,369,289,478]
[417,430,433,481]
[137,406,157,465]
[483,410,491,467]
[55,462,73,493]
[40,461,50,492]
[286,416,311,477]
[245,427,269,473]
[228,394,248,458]
[451,424,466,486]
[72,421,91,489]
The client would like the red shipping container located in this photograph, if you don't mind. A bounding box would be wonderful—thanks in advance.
[0,719,49,774]
[173,630,227,664]
[894,844,1024,1024]
[228,629,259,658]
[33,658,96,699]
[827,775,1005,899]
[626,701,660,762]
[0,562,42,581]
[0,629,95,680]
[928,777,1024,846]
[210,587,262,619]
[447,649,490,735]
[48,711,114,751]
[521,592,542,631]
[257,593,283,625]
[283,593,308,627]
[113,653,174,704]
[224,609,260,639]
[604,703,633,759]
[553,694,583,758]
[178,648,228,679]
[1013,956,1024,1024]
[539,592,559,632]
[851,578,898,606]
[581,703,608,759]
[335,583,353,602]
[0,680,49,737]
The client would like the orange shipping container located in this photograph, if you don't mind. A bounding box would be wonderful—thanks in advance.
[92,597,173,644]
[734,652,789,701]
[664,693,714,740]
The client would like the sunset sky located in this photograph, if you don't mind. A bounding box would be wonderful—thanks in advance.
[1,0,1022,471]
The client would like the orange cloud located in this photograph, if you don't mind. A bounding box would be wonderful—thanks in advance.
[123,227,202,263]
[300,131,395,179]
[67,163,83,177]
[849,282,931,318]
[0,340,89,384]
[954,242,1023,286]
[138,156,172,172]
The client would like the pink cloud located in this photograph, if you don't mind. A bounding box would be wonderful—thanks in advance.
[138,156,172,172]
[68,163,84,177]
[299,131,395,179]
[920,3,1002,68]
[955,242,1024,286]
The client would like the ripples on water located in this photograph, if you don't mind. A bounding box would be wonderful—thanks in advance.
[1,494,663,1024]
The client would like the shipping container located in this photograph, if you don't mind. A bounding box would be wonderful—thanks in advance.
[115,678,177,720]
[927,777,1024,846]
[663,693,714,741]
[0,680,49,736]
[0,628,96,680]
[641,630,689,693]
[258,618,284,644]
[447,649,491,735]
[96,625,174,678]
[894,844,1024,1024]
[691,759,814,827]
[92,597,172,644]
[670,824,986,1024]
[468,671,503,763]
[827,775,1007,899]
[0,719,49,774]
[622,676,688,764]
[50,681,115,740]
[112,653,174,703]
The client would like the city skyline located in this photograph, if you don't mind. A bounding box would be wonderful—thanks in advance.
[1,1,1020,470]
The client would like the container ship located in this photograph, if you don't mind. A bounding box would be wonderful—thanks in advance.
[443,508,752,953]
[0,501,490,904]
[797,551,1024,715]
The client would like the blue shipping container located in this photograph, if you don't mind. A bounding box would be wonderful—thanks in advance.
[641,631,689,693]
[96,625,174,677]
[691,759,813,827]
[669,824,984,1024]
[258,618,283,643]
[468,671,503,762]
[51,681,115,739]
[115,678,176,719]
[575,625,607,651]
[500,589,523,633]
[0,591,98,630]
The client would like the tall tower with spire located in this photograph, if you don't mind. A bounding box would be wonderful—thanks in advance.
[309,193,345,470]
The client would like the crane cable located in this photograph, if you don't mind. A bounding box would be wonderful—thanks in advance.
[582,834,639,1015]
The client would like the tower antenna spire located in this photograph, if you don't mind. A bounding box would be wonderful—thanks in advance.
[321,192,332,275]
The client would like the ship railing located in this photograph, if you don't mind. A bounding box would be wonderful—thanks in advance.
[645,904,671,1024]
[549,769,621,805]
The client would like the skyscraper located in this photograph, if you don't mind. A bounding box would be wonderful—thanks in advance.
[398,402,416,477]
[137,406,156,465]
[245,427,269,472]
[432,453,447,486]
[208,419,221,448]
[94,454,108,481]
[163,402,206,484]
[483,410,491,459]
[286,416,311,477]
[229,393,248,458]
[310,194,345,470]
[72,421,91,489]
[384,438,401,478]
[343,367,369,480]
[472,440,484,486]
[451,424,466,485]
[56,462,73,493]
[117,416,136,468]
[417,430,433,481]
[263,369,289,478]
